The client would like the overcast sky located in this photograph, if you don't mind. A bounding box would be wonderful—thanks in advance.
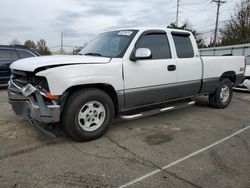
[0,0,241,51]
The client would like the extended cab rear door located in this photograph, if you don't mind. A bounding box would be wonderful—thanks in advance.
[123,30,177,109]
[171,32,202,98]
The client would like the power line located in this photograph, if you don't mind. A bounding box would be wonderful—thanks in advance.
[57,0,234,51]
[180,0,208,6]
[48,45,61,49]
[198,20,225,31]
[63,0,175,36]
[198,23,216,31]
[187,6,215,17]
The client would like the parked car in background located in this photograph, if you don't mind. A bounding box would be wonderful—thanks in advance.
[0,45,39,86]
[234,56,250,91]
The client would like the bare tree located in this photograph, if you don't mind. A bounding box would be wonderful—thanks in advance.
[24,40,36,49]
[220,0,250,45]
[37,39,51,55]
[9,39,21,45]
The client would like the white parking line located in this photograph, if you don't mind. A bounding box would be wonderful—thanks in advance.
[119,125,250,188]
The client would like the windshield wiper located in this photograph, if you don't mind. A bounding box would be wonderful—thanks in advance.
[84,52,103,57]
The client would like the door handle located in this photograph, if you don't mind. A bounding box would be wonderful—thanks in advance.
[167,65,176,71]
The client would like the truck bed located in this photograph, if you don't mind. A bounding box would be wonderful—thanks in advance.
[201,56,245,80]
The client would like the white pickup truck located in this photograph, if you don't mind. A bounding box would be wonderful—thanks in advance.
[8,27,245,141]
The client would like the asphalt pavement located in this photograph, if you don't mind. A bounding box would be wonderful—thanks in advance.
[0,88,250,188]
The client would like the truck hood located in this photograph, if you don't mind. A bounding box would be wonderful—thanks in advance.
[10,55,111,72]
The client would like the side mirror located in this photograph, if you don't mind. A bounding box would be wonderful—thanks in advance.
[130,48,152,61]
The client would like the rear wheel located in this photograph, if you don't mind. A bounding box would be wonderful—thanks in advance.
[62,88,114,141]
[209,78,233,109]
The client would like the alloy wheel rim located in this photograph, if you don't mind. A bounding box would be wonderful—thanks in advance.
[220,85,230,103]
[78,101,106,132]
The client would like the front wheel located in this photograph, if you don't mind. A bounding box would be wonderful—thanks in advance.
[62,88,114,141]
[209,78,233,109]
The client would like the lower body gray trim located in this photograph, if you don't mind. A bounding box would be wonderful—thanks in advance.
[124,83,176,109]
[201,74,245,94]
[123,79,202,110]
[176,80,201,98]
[116,90,125,112]
[200,77,220,94]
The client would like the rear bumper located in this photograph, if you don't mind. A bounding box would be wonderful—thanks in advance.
[8,80,60,137]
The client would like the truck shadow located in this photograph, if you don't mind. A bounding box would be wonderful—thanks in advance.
[194,96,210,108]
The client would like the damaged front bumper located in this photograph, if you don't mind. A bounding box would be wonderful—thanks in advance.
[8,80,60,138]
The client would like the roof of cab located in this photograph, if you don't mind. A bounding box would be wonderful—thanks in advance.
[104,27,192,34]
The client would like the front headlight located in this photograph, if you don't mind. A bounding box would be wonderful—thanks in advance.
[29,76,59,99]
[29,76,49,91]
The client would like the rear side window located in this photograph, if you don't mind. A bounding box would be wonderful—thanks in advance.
[136,33,171,59]
[18,50,34,58]
[172,33,194,58]
[0,50,19,61]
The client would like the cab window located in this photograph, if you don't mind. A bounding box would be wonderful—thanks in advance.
[172,33,194,58]
[136,33,171,59]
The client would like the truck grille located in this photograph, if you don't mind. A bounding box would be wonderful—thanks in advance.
[11,69,29,87]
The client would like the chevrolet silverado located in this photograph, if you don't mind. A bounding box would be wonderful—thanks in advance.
[8,27,245,141]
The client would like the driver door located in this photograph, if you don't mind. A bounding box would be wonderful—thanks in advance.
[123,30,177,109]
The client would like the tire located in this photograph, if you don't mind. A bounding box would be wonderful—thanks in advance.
[62,88,114,141]
[208,78,233,109]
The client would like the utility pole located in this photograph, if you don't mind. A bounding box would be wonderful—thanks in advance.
[212,0,226,47]
[176,0,180,27]
[61,32,64,55]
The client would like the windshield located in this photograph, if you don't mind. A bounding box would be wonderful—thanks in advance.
[79,30,138,58]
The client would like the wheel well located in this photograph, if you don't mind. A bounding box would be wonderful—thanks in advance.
[64,84,119,116]
[220,71,236,84]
